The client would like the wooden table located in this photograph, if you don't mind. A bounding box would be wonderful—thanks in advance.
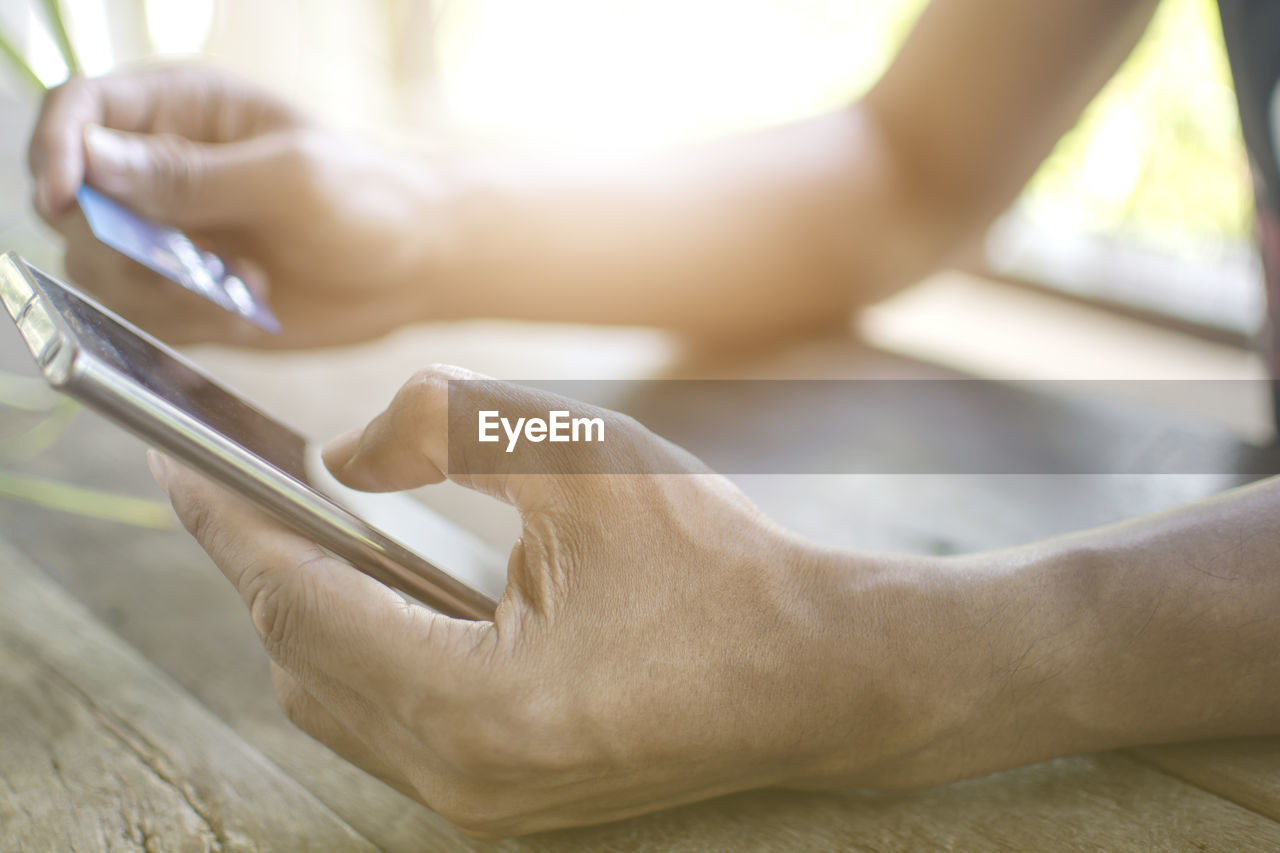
[3,291,1280,850]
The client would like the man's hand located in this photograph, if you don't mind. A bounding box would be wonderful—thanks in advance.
[147,363,1280,837]
[29,65,452,348]
[147,365,961,838]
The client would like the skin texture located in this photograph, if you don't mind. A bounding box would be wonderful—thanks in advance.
[148,365,1280,840]
[29,66,446,348]
[146,367,902,837]
[28,0,1280,839]
[30,1,1158,344]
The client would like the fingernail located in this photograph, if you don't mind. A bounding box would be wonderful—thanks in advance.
[83,125,140,194]
[146,449,170,495]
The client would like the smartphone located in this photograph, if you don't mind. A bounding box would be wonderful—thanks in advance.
[0,252,503,620]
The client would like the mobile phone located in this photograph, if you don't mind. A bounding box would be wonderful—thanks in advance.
[0,252,503,620]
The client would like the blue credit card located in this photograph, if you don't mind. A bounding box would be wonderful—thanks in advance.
[76,185,281,334]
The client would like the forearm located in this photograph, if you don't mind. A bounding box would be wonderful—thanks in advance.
[791,475,1280,792]
[409,0,1157,342]
[426,108,959,340]
[993,475,1280,756]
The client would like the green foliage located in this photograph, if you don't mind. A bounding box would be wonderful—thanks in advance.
[1023,0,1253,251]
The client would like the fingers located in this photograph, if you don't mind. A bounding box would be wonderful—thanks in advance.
[82,125,296,229]
[30,75,100,218]
[319,369,451,493]
[147,450,481,707]
[321,364,629,507]
[29,65,301,222]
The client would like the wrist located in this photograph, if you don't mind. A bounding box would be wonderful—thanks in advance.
[775,543,1100,793]
[871,543,1110,789]
[764,544,967,790]
[389,150,476,324]
[399,152,532,325]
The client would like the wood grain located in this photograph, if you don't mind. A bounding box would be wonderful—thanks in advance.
[517,754,1280,852]
[0,535,376,851]
[4,329,1280,849]
[0,404,471,850]
[1134,740,1280,825]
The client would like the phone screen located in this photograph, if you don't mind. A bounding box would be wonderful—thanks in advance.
[31,266,310,484]
[13,260,502,617]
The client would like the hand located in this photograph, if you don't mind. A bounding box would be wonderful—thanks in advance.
[29,65,451,348]
[147,365,977,837]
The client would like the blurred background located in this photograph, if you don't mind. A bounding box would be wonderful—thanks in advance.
[0,0,1272,439]
[2,7,1277,839]
[0,0,1273,552]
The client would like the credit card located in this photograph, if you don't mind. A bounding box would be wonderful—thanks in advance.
[76,185,281,334]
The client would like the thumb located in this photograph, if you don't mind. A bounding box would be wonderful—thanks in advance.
[83,124,282,228]
[322,364,624,508]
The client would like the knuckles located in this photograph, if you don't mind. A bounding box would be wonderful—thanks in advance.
[239,555,297,659]
[167,480,311,664]
[169,486,222,553]
[141,132,207,212]
[394,365,454,431]
[239,542,330,665]
[405,364,471,394]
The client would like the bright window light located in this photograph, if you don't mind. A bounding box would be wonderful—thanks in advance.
[145,0,215,56]
[63,0,114,75]
[435,0,924,152]
[24,5,67,87]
